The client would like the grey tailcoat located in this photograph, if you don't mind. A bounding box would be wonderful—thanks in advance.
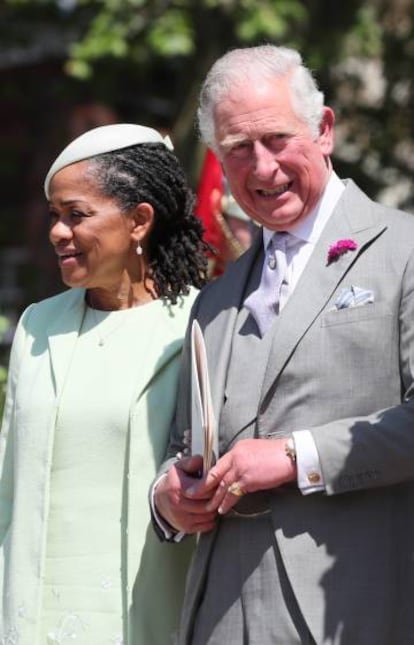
[159,180,414,645]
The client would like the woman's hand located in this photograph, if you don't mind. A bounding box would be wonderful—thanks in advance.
[154,455,219,535]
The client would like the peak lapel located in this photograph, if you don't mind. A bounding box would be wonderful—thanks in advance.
[198,236,263,421]
[260,181,386,408]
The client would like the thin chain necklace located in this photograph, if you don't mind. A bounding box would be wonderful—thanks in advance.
[89,307,130,347]
[86,284,158,346]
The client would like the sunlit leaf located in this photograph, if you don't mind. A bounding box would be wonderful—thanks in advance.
[147,9,194,56]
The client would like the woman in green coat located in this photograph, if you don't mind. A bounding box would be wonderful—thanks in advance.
[0,124,208,644]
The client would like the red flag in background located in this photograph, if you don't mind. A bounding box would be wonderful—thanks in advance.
[195,149,226,276]
[196,148,256,277]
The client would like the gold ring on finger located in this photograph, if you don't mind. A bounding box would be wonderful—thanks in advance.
[228,481,245,497]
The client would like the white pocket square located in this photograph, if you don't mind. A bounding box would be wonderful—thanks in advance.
[334,285,374,310]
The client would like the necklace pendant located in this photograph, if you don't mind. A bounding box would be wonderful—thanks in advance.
[268,255,277,270]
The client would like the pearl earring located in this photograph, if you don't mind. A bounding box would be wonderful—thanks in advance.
[136,243,143,256]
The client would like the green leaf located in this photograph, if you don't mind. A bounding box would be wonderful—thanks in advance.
[237,0,307,41]
[147,10,194,56]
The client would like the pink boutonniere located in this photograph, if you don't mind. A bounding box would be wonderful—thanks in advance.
[327,239,358,265]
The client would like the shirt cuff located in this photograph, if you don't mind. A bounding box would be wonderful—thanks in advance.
[150,474,185,542]
[292,430,325,494]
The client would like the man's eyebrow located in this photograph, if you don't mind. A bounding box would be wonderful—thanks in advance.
[219,134,251,149]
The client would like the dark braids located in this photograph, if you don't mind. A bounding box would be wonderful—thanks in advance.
[88,142,209,304]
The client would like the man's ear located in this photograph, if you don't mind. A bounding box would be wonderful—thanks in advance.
[130,202,154,245]
[318,106,335,155]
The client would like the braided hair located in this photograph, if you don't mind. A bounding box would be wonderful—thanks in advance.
[88,142,209,304]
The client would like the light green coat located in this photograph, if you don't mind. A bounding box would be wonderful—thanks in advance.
[0,286,196,645]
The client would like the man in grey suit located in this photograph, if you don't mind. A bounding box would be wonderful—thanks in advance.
[153,44,414,644]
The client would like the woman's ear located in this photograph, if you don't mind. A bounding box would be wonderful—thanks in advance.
[130,202,154,245]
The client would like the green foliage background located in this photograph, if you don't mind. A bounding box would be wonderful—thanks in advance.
[0,0,413,417]
[2,0,413,197]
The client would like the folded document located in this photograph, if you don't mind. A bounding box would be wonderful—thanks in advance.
[191,320,216,474]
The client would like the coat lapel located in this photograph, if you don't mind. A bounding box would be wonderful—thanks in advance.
[198,236,263,424]
[129,292,197,406]
[260,180,387,409]
[47,288,87,399]
[47,289,195,404]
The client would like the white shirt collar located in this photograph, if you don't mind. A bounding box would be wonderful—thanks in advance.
[263,171,345,249]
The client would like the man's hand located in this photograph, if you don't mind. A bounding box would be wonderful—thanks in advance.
[154,455,218,535]
[186,438,297,515]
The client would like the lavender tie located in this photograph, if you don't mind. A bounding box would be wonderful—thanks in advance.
[244,232,289,336]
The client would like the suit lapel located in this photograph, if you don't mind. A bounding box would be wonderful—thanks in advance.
[199,236,263,423]
[260,180,387,409]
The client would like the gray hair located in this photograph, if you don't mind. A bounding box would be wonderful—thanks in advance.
[197,45,325,155]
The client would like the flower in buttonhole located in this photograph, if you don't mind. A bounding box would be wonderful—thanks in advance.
[327,239,357,265]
